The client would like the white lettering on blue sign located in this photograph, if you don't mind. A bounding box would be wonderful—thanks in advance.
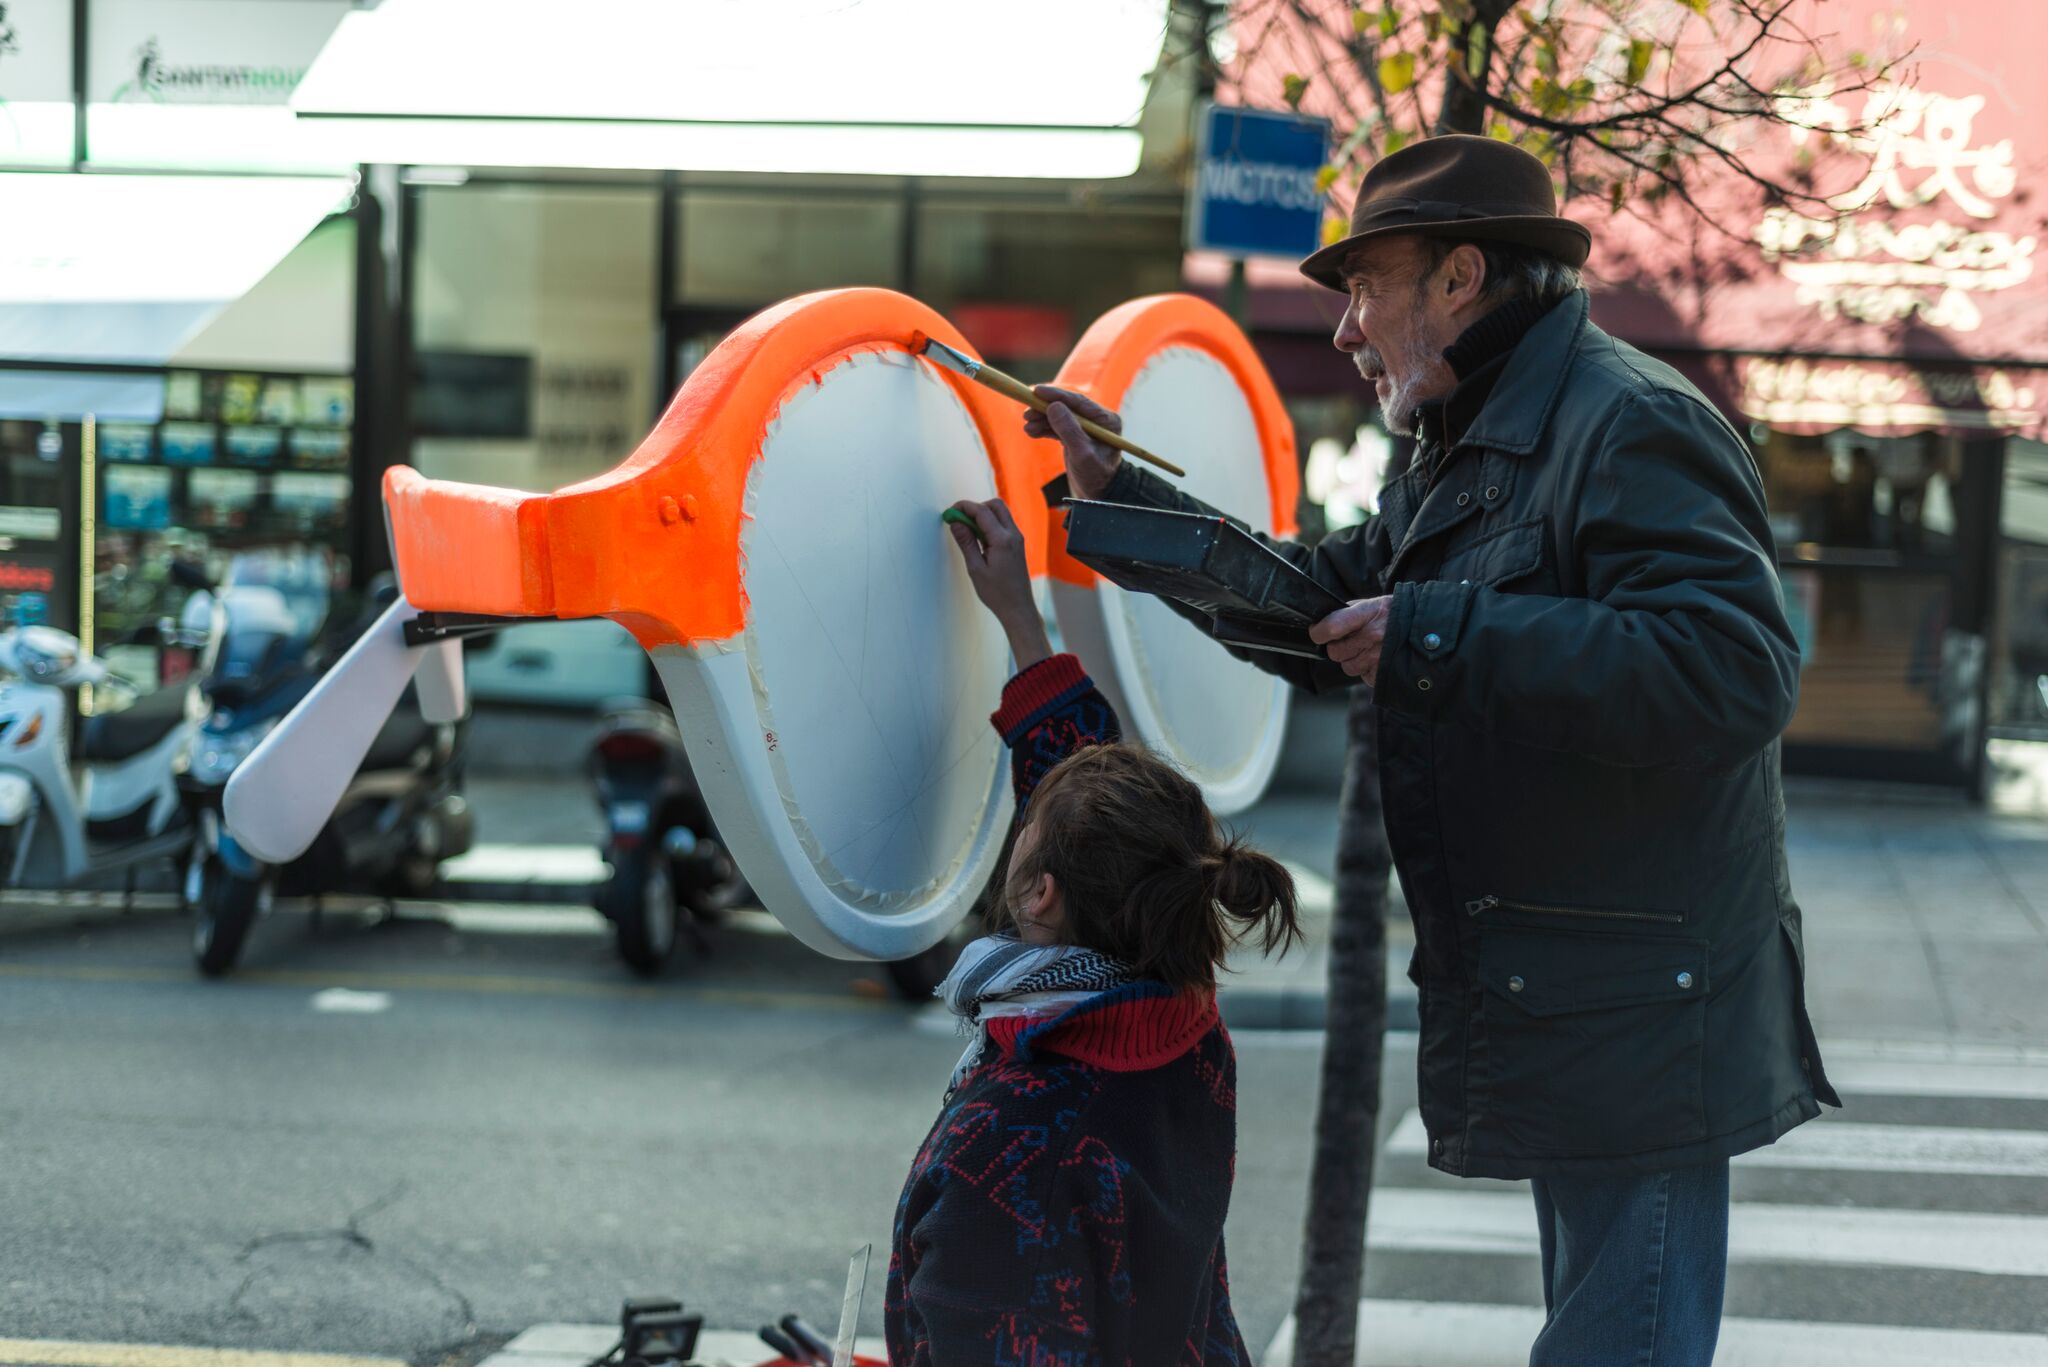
[1199,158,1322,213]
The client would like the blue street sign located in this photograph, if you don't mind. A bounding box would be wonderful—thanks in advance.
[1188,102,1331,260]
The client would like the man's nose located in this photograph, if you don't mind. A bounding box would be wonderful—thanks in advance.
[1333,300,1365,354]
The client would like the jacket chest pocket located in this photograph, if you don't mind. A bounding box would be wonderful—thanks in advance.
[1439,516,1552,594]
[1476,927,1708,1157]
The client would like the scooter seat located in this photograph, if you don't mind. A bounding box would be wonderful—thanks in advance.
[78,686,190,762]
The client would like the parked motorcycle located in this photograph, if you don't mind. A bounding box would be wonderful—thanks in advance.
[0,625,204,894]
[588,697,979,995]
[590,698,748,975]
[181,563,474,976]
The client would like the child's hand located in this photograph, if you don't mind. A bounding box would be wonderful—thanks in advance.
[947,498,1051,670]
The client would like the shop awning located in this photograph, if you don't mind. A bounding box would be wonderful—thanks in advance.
[286,0,1169,178]
[0,173,354,373]
[1585,0,2048,438]
[1204,0,2048,438]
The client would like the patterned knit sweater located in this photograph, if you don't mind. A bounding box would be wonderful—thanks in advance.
[885,654,1249,1367]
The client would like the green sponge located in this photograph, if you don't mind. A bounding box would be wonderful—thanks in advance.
[941,506,986,545]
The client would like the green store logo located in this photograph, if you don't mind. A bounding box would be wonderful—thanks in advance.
[112,36,307,104]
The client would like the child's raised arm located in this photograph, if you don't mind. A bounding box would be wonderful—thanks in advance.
[946,498,1122,808]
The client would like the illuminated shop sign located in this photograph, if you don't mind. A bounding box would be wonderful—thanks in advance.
[1741,356,2041,432]
[1761,83,2037,334]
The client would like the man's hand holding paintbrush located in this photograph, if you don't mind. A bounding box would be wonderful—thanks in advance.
[912,334,1182,482]
[1022,385,1130,500]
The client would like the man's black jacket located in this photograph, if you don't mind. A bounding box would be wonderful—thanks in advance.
[1091,289,1839,1178]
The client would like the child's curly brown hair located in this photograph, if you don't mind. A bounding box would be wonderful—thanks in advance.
[1001,742,1302,990]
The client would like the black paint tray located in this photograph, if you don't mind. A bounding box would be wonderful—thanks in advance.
[1061,500,1347,659]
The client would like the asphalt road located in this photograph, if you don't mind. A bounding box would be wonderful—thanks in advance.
[0,896,1327,1363]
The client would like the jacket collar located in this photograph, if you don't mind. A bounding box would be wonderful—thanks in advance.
[1455,288,1592,457]
[987,981,1219,1072]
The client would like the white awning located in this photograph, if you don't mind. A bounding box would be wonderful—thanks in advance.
[286,0,1168,178]
[0,173,355,363]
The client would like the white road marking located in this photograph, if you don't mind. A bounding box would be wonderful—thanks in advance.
[1259,1302,2048,1367]
[438,843,606,883]
[1825,1056,2048,1101]
[1368,1188,2048,1277]
[1386,1109,2048,1178]
[0,1339,403,1367]
[309,988,391,1014]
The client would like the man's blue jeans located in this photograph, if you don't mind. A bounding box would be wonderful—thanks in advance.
[1528,1160,1731,1367]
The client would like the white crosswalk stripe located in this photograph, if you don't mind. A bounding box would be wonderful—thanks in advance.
[1263,1302,2048,1367]
[1367,1187,2048,1278]
[1387,1110,2048,1178]
[1263,1043,2048,1366]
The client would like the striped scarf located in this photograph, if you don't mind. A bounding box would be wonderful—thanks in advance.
[937,934,1135,1094]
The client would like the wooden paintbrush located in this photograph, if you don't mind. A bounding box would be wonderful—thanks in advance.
[913,333,1187,478]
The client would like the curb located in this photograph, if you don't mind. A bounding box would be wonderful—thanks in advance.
[481,1323,890,1367]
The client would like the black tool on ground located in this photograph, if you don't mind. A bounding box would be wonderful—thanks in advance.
[620,1297,701,1367]
[758,1326,808,1363]
[1060,500,1350,659]
[779,1315,834,1366]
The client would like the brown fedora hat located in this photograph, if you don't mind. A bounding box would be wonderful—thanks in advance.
[1299,133,1592,292]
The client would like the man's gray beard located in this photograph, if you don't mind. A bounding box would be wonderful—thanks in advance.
[1374,352,1454,437]
[1379,384,1419,436]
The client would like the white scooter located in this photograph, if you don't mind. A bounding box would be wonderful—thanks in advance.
[0,625,205,893]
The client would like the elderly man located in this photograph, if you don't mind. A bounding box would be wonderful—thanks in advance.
[1029,135,1838,1366]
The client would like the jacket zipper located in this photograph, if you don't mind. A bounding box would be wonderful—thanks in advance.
[1466,895,1683,925]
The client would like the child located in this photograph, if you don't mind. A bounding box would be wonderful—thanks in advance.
[884,498,1301,1367]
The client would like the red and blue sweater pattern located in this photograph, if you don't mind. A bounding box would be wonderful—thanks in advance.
[885,654,1249,1367]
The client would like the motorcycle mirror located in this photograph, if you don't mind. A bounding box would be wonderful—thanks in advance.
[223,594,432,865]
[414,635,467,725]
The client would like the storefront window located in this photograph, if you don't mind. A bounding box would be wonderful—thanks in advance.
[676,190,904,306]
[412,184,659,494]
[1758,428,2002,780]
[915,199,1181,368]
[1995,438,2048,736]
[1760,431,1963,556]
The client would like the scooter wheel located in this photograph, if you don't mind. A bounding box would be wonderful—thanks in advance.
[195,871,267,977]
[601,853,677,977]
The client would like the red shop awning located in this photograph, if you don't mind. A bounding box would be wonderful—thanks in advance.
[1205,0,2048,438]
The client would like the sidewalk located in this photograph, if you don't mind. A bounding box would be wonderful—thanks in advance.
[448,741,2048,1041]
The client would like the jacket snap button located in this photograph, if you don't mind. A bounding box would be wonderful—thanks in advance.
[1676,972,1695,989]
[1507,975,1525,992]
[1456,492,1472,507]
[1485,485,1501,500]
[1416,677,1433,692]
[1430,1136,1445,1157]
[1422,632,1442,651]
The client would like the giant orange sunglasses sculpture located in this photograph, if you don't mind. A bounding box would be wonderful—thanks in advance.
[225,288,1298,963]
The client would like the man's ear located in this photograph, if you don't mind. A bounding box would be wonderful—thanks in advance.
[1443,242,1488,306]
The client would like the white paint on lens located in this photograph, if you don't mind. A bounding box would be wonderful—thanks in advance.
[658,349,1013,961]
